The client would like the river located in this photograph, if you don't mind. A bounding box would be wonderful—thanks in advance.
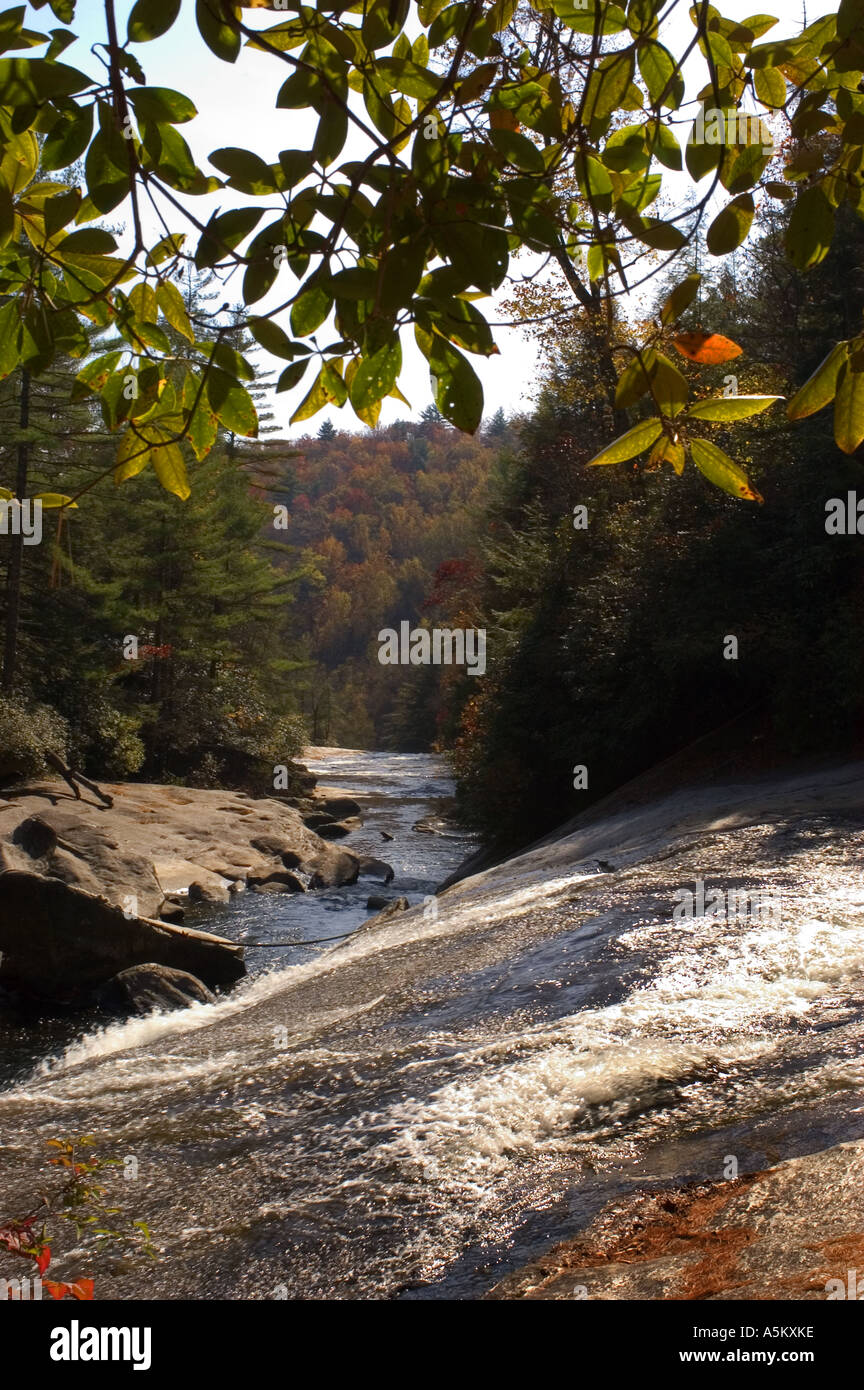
[1,753,864,1299]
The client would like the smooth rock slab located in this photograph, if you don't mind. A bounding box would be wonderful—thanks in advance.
[98,964,216,1016]
[485,1140,864,1301]
[0,872,245,1002]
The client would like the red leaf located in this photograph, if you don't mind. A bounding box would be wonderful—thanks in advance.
[42,1278,95,1301]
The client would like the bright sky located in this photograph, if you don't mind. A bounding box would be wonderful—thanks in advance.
[24,0,829,437]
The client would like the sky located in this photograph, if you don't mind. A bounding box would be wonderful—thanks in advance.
[23,0,829,437]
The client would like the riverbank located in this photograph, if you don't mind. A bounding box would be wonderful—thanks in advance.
[0,777,367,1005]
[1,753,862,1300]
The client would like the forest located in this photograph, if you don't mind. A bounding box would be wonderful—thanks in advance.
[0,0,862,860]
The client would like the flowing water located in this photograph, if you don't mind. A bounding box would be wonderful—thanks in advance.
[2,754,864,1300]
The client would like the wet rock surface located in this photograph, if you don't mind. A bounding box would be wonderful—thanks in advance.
[98,964,216,1017]
[487,1139,864,1300]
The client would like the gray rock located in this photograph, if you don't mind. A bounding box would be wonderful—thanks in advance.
[302,849,359,888]
[8,808,164,916]
[98,964,215,1016]
[249,834,293,857]
[301,811,335,830]
[0,871,245,1001]
[188,879,230,906]
[158,904,185,924]
[366,894,395,910]
[247,870,306,893]
[316,820,352,840]
[359,897,410,929]
[357,856,395,883]
[317,795,362,819]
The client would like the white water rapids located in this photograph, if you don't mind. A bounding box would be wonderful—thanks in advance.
[1,754,864,1298]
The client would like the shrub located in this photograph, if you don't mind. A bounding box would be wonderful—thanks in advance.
[0,696,69,782]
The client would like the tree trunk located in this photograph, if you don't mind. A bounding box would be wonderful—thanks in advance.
[2,368,31,692]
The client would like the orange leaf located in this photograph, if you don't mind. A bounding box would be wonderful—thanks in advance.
[490,109,520,132]
[672,331,743,364]
[43,1278,95,1301]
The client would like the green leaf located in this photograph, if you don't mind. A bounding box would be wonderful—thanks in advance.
[376,56,442,101]
[195,207,263,271]
[630,214,687,250]
[0,57,93,104]
[32,492,77,509]
[638,41,684,108]
[290,366,329,424]
[142,121,209,191]
[585,50,635,122]
[615,350,688,414]
[660,271,701,324]
[157,280,194,341]
[690,436,763,500]
[649,352,690,415]
[349,338,402,410]
[41,104,93,171]
[290,283,332,336]
[249,316,306,361]
[647,119,682,169]
[56,228,117,255]
[209,146,278,194]
[128,87,196,125]
[707,193,755,255]
[43,187,81,238]
[195,0,241,63]
[206,365,257,436]
[277,360,310,393]
[490,128,545,173]
[786,185,834,271]
[586,415,663,465]
[128,0,182,43]
[425,297,498,356]
[145,231,186,267]
[753,65,786,107]
[834,361,864,454]
[72,350,123,399]
[787,341,850,419]
[182,371,218,460]
[686,394,782,421]
[421,331,484,433]
[150,438,190,499]
[84,128,129,214]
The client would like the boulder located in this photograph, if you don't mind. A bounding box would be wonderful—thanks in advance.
[0,872,245,1002]
[317,795,362,819]
[247,870,306,893]
[302,811,339,830]
[301,849,359,888]
[7,809,164,916]
[316,820,353,840]
[366,894,395,910]
[249,834,294,858]
[188,879,230,906]
[357,856,395,884]
[98,964,215,1016]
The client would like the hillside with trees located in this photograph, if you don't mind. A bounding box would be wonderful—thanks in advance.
[253,408,511,747]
